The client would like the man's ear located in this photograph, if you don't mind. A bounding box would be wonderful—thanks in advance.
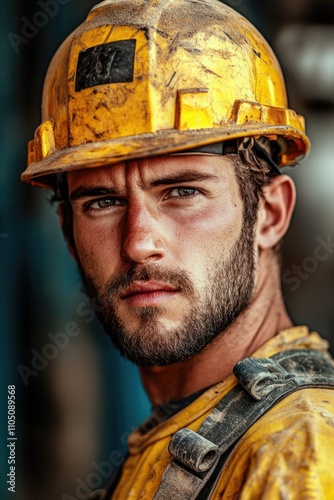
[57,202,78,261]
[256,175,296,250]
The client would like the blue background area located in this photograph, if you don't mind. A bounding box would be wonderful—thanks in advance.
[1,1,334,498]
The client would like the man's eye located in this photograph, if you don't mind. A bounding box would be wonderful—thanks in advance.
[88,197,122,209]
[168,187,198,198]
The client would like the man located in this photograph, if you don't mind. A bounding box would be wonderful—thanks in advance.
[22,0,334,497]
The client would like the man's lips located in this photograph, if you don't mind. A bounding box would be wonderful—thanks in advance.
[119,281,179,306]
[120,281,179,298]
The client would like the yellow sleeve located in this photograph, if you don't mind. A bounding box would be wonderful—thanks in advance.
[213,388,334,500]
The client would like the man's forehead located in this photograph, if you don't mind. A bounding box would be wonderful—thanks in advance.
[67,154,234,188]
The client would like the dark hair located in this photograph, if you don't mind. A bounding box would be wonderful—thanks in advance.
[232,146,282,255]
[234,148,280,227]
[52,175,76,251]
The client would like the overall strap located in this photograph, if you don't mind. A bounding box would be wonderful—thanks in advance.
[153,349,334,500]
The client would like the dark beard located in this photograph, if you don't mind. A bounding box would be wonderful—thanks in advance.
[80,224,255,367]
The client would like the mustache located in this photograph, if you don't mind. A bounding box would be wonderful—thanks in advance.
[104,264,195,297]
[79,264,196,310]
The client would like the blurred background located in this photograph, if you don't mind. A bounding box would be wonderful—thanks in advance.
[1,0,334,498]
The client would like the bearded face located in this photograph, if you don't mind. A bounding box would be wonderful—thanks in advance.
[80,221,255,366]
[68,155,256,366]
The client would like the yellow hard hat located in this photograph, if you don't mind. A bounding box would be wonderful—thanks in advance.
[22,0,310,188]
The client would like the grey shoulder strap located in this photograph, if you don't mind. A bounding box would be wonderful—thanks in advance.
[153,349,334,500]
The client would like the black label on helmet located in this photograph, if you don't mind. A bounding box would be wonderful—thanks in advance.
[75,39,136,92]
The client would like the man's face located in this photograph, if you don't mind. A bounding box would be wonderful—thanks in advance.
[68,155,256,366]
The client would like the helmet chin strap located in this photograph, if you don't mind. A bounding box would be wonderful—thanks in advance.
[251,141,282,176]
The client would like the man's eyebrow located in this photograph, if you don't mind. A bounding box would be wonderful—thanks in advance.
[69,186,119,202]
[149,171,220,186]
[69,172,220,200]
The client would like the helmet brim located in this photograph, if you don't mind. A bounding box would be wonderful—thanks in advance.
[22,124,310,188]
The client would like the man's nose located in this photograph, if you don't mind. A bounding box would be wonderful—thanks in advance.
[120,201,165,264]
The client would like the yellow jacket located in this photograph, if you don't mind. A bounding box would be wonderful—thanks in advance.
[111,327,334,499]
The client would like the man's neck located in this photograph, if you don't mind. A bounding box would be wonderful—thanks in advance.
[139,258,292,406]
